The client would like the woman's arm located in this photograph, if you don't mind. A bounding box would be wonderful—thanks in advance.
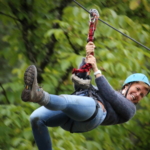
[72,42,96,90]
[86,54,136,120]
[95,76,136,120]
[76,42,96,78]
[85,54,102,78]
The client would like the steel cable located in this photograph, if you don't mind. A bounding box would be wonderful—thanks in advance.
[73,0,150,51]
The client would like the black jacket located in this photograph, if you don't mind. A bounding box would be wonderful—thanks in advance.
[73,58,136,125]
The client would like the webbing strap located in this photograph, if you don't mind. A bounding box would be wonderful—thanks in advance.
[72,9,99,74]
[72,63,92,73]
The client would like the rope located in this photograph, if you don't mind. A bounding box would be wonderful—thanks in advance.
[73,0,150,51]
[72,9,99,74]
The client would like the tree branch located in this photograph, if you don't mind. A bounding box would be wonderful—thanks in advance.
[0,83,10,104]
[64,31,80,55]
[55,66,73,95]
[0,11,19,21]
[122,125,146,149]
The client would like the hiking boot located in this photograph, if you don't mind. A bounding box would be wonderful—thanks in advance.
[21,65,44,103]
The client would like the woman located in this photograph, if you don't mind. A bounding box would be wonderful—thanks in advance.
[21,42,150,150]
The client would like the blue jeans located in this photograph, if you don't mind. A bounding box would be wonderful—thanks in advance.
[30,94,107,150]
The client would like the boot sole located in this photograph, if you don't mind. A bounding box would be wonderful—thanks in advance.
[24,65,37,89]
[21,65,37,102]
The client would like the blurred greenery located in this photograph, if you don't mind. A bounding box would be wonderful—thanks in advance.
[0,0,150,149]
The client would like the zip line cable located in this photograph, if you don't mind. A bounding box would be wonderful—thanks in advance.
[73,0,150,51]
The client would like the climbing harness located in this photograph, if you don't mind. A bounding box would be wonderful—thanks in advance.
[73,0,150,51]
[70,86,102,133]
[72,9,99,74]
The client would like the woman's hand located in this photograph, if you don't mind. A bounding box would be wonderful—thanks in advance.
[85,55,98,72]
[85,42,96,56]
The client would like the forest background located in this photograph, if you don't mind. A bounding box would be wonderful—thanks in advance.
[0,0,150,150]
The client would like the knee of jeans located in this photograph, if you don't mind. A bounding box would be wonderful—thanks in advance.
[30,112,43,127]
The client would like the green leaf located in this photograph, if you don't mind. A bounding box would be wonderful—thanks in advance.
[129,0,140,10]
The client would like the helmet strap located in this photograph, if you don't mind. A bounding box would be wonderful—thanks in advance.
[124,83,132,98]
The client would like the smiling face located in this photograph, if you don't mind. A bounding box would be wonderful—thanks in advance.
[122,82,149,104]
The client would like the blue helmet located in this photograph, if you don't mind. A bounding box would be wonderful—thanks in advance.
[123,73,150,87]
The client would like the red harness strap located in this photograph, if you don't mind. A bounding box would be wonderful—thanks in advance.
[72,63,92,73]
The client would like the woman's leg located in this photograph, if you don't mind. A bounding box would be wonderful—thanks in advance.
[30,106,70,150]
[21,65,96,122]
[45,94,97,121]
[43,94,107,133]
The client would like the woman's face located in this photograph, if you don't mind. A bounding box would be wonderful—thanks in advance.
[122,82,149,103]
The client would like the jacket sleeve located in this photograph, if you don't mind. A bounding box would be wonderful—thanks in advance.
[95,76,136,121]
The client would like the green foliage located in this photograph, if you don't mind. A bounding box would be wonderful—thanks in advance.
[0,0,150,149]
